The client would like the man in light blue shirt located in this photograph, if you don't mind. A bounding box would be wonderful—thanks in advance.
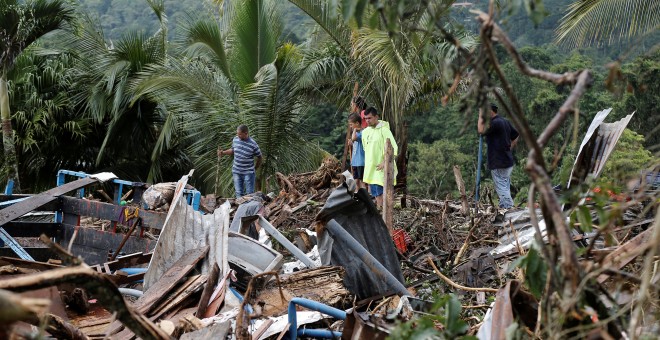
[218,125,262,197]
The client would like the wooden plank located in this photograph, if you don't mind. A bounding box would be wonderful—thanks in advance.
[151,275,207,319]
[0,256,62,271]
[106,246,209,337]
[252,319,274,340]
[180,320,231,340]
[196,263,220,317]
[256,266,350,317]
[383,139,394,234]
[453,165,469,215]
[136,246,209,314]
[108,272,145,285]
[0,177,97,226]
[106,252,152,272]
[150,275,200,316]
[597,228,652,284]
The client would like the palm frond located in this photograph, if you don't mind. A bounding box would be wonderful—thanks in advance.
[229,0,282,88]
[287,0,352,52]
[180,16,231,79]
[555,0,660,48]
[241,44,324,182]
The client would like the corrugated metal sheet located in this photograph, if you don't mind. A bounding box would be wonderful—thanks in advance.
[143,172,231,290]
[490,109,636,255]
[568,109,635,189]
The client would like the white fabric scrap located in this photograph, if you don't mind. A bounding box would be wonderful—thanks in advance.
[282,245,322,273]
[254,311,331,340]
[89,172,117,182]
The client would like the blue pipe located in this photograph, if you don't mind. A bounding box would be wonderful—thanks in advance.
[229,286,254,314]
[298,329,343,338]
[118,268,148,275]
[288,298,346,340]
[475,135,483,209]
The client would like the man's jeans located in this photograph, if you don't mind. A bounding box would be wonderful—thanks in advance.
[233,172,256,198]
[491,167,514,209]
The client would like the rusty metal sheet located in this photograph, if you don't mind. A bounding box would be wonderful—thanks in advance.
[342,311,390,340]
[143,171,231,290]
[0,177,97,226]
[478,280,538,340]
[568,109,635,189]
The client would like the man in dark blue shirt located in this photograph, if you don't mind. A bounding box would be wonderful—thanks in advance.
[218,125,262,197]
[478,104,519,209]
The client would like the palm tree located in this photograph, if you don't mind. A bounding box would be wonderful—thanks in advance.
[291,0,475,131]
[131,0,324,195]
[64,1,192,182]
[289,0,476,189]
[555,0,660,48]
[9,49,95,191]
[0,0,73,191]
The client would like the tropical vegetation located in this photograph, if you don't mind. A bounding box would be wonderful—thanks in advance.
[0,0,656,201]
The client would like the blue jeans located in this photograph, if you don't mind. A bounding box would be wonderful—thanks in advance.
[233,172,256,198]
[491,167,514,209]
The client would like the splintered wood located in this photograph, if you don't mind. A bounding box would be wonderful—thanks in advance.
[253,266,350,317]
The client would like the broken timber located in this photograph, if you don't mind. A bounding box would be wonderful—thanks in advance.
[0,266,170,340]
[0,177,97,226]
[107,246,209,336]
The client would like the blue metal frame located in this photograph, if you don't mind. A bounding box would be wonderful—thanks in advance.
[54,170,201,223]
[288,298,345,340]
[4,179,14,195]
[0,227,35,261]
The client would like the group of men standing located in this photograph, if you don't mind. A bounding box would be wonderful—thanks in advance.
[348,97,398,208]
[217,101,518,211]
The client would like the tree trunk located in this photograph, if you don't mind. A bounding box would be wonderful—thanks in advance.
[0,72,20,192]
[383,139,394,234]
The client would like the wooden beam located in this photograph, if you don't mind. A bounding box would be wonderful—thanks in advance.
[383,139,394,234]
[196,263,220,317]
[453,165,469,215]
[597,228,652,284]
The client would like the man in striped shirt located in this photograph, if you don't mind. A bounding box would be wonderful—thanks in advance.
[218,125,263,198]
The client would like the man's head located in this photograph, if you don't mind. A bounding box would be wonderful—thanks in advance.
[348,113,362,129]
[237,125,249,140]
[364,107,379,127]
[490,103,498,117]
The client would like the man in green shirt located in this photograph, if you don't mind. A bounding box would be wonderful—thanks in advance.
[362,107,398,208]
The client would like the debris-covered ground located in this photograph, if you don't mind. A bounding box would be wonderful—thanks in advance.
[0,154,657,339]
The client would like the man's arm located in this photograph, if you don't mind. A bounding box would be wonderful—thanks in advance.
[376,129,398,171]
[218,148,234,156]
[511,137,519,149]
[477,109,487,134]
[255,155,262,169]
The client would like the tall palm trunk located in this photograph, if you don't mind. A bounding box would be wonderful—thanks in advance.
[0,71,21,192]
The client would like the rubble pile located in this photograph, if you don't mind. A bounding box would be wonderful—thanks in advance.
[0,156,657,339]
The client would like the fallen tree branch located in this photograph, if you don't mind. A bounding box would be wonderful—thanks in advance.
[39,313,90,340]
[39,234,83,267]
[0,289,50,324]
[0,266,170,340]
[427,258,498,293]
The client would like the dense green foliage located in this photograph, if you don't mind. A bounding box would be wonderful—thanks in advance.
[1,0,657,200]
